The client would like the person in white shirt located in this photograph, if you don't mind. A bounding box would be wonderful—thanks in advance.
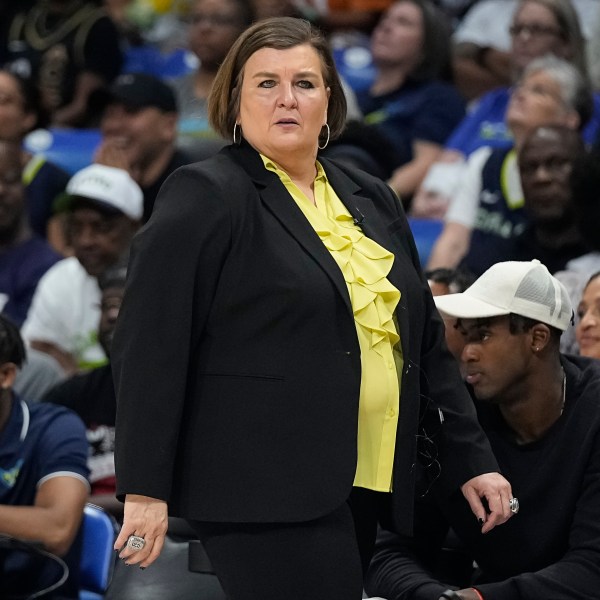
[21,164,142,375]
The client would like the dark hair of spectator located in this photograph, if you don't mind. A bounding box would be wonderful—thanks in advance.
[392,0,454,82]
[0,315,27,368]
[4,69,50,132]
[208,16,347,142]
[223,0,255,27]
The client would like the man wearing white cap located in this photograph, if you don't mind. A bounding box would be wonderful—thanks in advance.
[365,259,600,600]
[21,164,142,377]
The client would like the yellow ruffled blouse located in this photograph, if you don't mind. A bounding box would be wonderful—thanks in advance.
[262,156,403,492]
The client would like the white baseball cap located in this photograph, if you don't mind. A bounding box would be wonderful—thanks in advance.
[66,164,143,221]
[434,260,573,331]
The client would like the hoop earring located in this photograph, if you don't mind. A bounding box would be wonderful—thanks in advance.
[233,122,242,145]
[318,123,330,150]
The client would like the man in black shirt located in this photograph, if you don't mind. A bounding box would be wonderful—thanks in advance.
[93,73,192,222]
[365,260,600,600]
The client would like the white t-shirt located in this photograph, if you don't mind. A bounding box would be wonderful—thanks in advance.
[21,257,106,369]
[445,145,522,228]
[453,0,599,50]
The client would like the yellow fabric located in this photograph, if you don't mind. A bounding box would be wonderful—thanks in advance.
[261,155,403,492]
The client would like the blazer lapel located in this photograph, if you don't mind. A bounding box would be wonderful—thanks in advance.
[225,143,354,317]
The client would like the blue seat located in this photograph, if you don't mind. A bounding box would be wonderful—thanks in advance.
[79,504,119,600]
[122,46,197,79]
[332,36,376,94]
[408,217,444,265]
[24,128,101,175]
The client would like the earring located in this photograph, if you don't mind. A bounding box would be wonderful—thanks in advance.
[318,123,330,150]
[233,122,242,145]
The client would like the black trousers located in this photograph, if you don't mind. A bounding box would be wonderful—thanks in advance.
[188,487,391,600]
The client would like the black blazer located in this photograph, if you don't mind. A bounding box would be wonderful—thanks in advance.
[113,142,498,535]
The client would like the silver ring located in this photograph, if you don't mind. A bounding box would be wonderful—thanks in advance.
[127,535,146,551]
[509,497,520,514]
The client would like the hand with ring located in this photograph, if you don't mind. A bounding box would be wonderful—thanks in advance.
[460,472,516,533]
[126,535,146,551]
[114,494,169,568]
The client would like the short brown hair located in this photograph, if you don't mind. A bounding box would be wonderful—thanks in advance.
[208,17,347,142]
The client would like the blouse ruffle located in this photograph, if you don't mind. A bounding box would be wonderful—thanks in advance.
[293,166,401,354]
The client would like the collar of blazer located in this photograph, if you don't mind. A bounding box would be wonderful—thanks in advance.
[222,141,409,325]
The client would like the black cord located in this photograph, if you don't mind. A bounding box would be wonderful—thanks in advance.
[0,535,69,599]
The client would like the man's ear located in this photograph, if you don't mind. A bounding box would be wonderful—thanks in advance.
[0,362,17,390]
[531,323,551,353]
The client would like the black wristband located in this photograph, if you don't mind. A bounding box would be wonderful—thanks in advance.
[440,591,461,599]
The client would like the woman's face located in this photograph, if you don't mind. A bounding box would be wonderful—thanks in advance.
[237,44,330,165]
[370,1,424,68]
[505,70,575,138]
[576,277,600,359]
[188,0,246,70]
[510,1,570,73]
[0,72,35,142]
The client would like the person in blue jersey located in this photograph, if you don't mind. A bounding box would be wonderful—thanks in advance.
[0,314,89,598]
[426,56,592,277]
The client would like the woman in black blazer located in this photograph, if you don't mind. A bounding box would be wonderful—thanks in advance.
[112,16,515,600]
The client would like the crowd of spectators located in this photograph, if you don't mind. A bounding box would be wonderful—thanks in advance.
[1,0,600,597]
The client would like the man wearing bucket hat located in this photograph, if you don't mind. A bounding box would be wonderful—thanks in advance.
[21,164,142,377]
[365,259,600,600]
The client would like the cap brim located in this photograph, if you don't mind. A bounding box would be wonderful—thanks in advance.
[434,292,510,320]
[88,88,148,114]
[66,195,124,217]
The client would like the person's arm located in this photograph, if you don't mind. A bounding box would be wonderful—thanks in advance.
[470,434,600,600]
[114,494,168,567]
[388,85,466,202]
[450,0,514,101]
[0,476,88,556]
[388,140,444,201]
[426,147,491,270]
[52,12,123,127]
[452,43,511,101]
[409,159,466,219]
[0,405,89,556]
[112,163,236,566]
[29,340,78,376]
[52,71,107,127]
[426,221,472,271]
[369,172,511,528]
[365,498,457,600]
[21,262,81,376]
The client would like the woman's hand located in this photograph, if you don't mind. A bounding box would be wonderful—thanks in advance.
[461,472,514,534]
[114,494,169,568]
